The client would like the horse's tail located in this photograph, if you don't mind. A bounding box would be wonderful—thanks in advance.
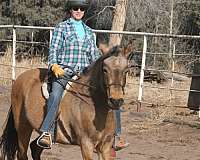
[0,107,18,160]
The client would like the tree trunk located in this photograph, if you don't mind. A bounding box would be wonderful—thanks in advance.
[109,0,128,47]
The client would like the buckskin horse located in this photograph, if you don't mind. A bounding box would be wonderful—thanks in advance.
[0,44,132,160]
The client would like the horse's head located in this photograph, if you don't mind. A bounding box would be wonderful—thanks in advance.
[90,40,134,110]
[93,41,133,109]
[97,40,134,110]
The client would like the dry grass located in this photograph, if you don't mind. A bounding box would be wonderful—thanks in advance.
[0,47,47,86]
[125,75,192,124]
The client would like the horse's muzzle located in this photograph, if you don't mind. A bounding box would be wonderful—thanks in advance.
[108,98,124,109]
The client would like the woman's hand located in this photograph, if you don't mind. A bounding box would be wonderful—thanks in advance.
[51,64,65,78]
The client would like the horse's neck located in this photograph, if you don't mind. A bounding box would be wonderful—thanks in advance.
[70,74,91,94]
[76,71,112,131]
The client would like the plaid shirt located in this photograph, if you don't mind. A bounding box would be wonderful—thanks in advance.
[48,18,101,72]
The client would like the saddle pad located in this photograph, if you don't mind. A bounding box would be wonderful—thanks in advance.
[42,75,78,99]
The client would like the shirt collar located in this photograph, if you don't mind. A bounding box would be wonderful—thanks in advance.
[66,18,92,34]
[70,18,83,25]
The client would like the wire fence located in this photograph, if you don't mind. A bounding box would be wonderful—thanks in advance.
[0,25,200,109]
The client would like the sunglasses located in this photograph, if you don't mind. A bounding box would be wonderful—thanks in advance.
[72,7,86,12]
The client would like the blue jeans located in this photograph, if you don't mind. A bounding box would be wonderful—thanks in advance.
[115,109,121,137]
[40,74,71,136]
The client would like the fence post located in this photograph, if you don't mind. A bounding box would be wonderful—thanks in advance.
[49,29,53,46]
[12,26,16,82]
[138,35,147,111]
[170,42,176,105]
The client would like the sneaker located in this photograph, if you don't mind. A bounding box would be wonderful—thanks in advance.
[37,132,52,149]
[114,137,129,151]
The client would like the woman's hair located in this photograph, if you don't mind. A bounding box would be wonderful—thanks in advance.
[63,11,71,20]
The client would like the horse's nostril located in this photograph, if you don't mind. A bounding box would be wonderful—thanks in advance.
[109,98,124,107]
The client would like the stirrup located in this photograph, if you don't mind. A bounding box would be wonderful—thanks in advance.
[115,141,129,151]
[36,132,52,149]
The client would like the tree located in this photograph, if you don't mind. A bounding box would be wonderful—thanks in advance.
[109,0,128,47]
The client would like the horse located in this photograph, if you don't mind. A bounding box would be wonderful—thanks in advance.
[0,45,132,160]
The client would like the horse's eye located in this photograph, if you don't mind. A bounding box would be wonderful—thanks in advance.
[103,68,108,74]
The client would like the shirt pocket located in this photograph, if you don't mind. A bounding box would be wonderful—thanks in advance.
[64,34,77,45]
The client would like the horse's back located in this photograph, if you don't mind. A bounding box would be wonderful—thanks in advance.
[14,68,47,84]
[11,68,48,129]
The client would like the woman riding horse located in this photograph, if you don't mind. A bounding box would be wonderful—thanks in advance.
[37,0,101,149]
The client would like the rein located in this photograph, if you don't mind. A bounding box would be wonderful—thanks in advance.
[62,75,96,89]
[60,65,96,89]
[54,75,93,104]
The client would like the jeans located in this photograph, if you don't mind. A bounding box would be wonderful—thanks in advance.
[40,73,71,136]
[115,109,121,137]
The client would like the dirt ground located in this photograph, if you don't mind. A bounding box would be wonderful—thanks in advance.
[1,77,200,160]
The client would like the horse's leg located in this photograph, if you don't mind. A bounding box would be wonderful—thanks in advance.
[30,138,44,160]
[97,136,114,160]
[16,123,33,160]
[97,147,111,160]
[12,100,33,160]
[97,152,104,160]
[80,138,94,160]
[98,146,112,160]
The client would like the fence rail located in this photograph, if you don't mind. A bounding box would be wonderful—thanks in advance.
[1,25,200,39]
[1,25,200,110]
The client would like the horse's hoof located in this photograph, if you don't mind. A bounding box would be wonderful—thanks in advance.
[110,148,116,159]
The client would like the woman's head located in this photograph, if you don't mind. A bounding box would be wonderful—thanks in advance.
[66,0,89,20]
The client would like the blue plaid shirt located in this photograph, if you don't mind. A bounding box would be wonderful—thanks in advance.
[48,18,101,72]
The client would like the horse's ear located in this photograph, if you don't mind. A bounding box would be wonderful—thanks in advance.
[122,39,135,58]
[98,42,110,55]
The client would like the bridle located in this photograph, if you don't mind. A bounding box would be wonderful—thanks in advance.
[106,83,126,95]
[63,76,96,89]
[104,67,130,95]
